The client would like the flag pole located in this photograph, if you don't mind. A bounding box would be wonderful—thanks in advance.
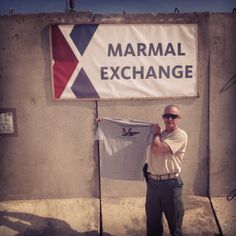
[95,100,103,236]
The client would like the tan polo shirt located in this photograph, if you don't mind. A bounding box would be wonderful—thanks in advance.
[147,128,188,175]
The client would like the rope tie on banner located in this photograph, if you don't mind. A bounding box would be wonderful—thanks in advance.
[226,188,236,201]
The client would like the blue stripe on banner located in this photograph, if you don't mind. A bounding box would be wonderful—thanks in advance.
[71,68,100,98]
[70,24,99,55]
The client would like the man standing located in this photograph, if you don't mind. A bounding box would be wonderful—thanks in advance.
[145,105,188,236]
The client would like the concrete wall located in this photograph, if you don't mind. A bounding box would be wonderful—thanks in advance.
[0,12,98,200]
[209,14,236,196]
[0,12,235,202]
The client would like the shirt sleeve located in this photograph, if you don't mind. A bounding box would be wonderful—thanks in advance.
[163,130,187,154]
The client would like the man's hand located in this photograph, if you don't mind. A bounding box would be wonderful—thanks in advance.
[96,117,103,122]
[152,123,161,135]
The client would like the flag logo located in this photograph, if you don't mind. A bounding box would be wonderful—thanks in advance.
[51,24,99,99]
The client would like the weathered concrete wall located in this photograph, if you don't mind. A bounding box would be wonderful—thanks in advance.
[209,14,236,196]
[0,12,235,201]
[0,12,99,200]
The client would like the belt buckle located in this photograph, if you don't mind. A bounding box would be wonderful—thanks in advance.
[159,175,164,180]
[159,173,177,180]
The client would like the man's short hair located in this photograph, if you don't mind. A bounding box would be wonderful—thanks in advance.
[164,104,180,111]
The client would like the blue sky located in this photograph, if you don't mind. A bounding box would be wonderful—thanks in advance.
[0,0,235,15]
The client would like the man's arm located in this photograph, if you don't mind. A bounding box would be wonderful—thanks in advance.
[151,123,172,155]
[152,135,172,154]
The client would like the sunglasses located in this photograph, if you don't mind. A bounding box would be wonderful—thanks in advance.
[162,113,180,119]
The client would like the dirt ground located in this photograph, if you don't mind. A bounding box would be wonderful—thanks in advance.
[1,195,234,235]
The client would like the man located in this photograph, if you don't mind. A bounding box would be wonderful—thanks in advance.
[145,104,188,236]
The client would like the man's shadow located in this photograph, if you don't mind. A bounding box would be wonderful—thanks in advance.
[0,210,111,236]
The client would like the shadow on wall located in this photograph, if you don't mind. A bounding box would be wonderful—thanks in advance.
[0,211,111,236]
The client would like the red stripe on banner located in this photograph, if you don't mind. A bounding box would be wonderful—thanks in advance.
[51,25,79,98]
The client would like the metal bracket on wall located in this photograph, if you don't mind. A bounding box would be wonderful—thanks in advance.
[174,8,180,14]
[219,73,236,93]
[227,188,236,201]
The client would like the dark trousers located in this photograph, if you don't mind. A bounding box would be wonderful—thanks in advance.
[145,177,184,236]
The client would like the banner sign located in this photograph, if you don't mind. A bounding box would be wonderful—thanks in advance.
[50,24,198,99]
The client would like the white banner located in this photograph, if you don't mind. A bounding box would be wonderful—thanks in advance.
[51,24,198,99]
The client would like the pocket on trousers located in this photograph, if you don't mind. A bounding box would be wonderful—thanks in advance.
[176,176,184,188]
